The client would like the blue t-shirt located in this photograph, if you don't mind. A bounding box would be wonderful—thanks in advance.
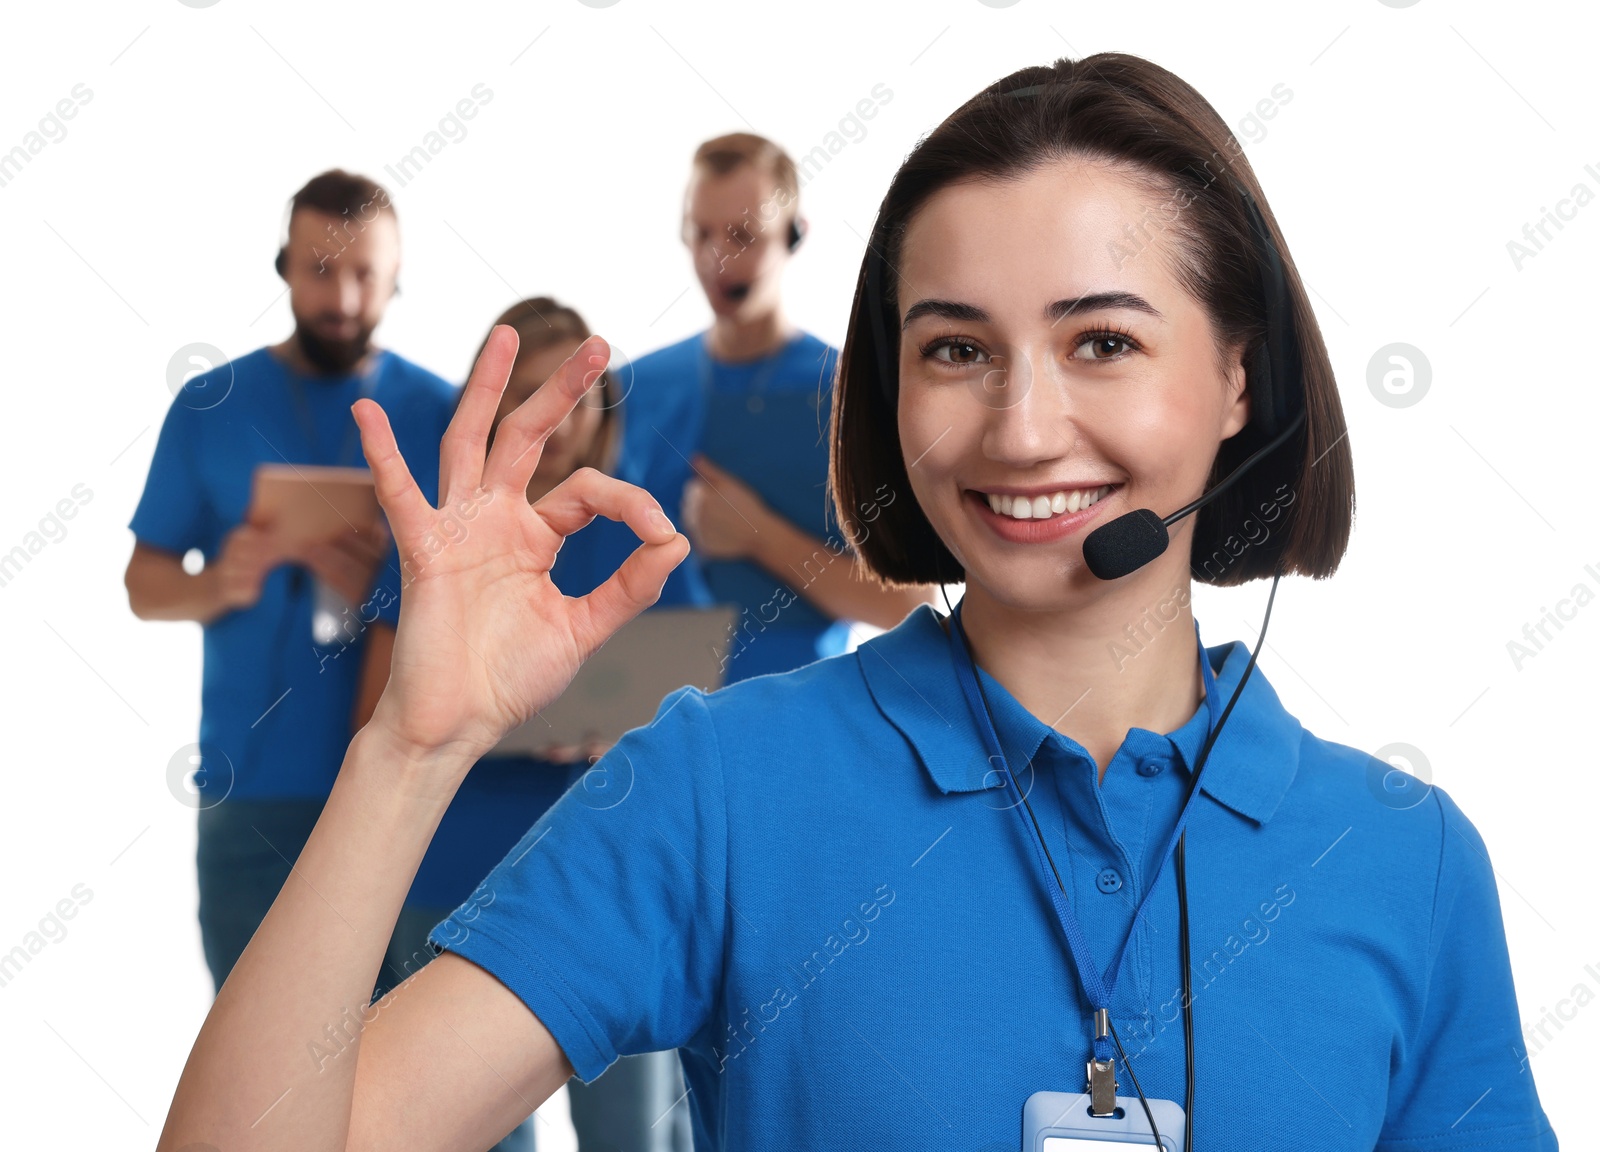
[429,604,1557,1150]
[618,330,852,682]
[374,406,714,911]
[128,347,457,801]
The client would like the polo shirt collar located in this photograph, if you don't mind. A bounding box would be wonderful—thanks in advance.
[856,604,1302,825]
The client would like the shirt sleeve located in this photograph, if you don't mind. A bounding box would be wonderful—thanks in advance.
[1375,787,1558,1150]
[427,685,729,1083]
[128,396,215,556]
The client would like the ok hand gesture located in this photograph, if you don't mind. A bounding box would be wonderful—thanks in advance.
[350,325,689,775]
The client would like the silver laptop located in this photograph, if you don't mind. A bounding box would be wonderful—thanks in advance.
[491,604,740,756]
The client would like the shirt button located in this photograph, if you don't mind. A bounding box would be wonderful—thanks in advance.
[1096,868,1123,894]
[1137,758,1165,778]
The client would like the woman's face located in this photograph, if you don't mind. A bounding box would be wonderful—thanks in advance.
[493,335,610,494]
[896,156,1251,613]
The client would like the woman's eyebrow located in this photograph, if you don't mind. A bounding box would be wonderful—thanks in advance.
[1048,291,1164,324]
[901,291,1163,330]
[901,299,987,329]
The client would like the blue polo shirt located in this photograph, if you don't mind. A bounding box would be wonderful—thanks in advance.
[617,331,852,682]
[374,407,715,911]
[429,603,1555,1150]
[128,347,457,801]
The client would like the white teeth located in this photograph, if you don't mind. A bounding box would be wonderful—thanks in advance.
[983,485,1112,521]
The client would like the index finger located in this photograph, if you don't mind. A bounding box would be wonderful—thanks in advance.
[352,397,434,545]
[480,334,609,496]
[439,324,519,506]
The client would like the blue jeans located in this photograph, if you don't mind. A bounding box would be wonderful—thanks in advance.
[196,797,327,993]
[567,1050,693,1152]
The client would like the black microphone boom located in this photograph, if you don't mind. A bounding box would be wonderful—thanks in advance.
[1082,508,1168,581]
[1082,181,1306,582]
[1081,408,1306,580]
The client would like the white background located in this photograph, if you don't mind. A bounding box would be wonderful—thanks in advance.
[0,0,1594,1146]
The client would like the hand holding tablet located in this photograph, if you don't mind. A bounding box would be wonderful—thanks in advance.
[247,464,382,553]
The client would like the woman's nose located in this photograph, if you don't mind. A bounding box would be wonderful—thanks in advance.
[978,347,1076,463]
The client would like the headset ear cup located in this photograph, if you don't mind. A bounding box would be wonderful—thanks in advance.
[1247,340,1279,438]
[275,248,287,278]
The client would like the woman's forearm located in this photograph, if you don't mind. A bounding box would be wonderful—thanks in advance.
[157,724,473,1152]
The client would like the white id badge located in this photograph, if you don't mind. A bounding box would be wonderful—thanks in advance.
[1023,1091,1186,1150]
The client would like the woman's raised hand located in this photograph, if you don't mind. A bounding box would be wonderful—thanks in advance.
[350,325,690,771]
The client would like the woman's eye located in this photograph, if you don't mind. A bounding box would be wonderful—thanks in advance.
[927,340,989,365]
[1074,333,1135,360]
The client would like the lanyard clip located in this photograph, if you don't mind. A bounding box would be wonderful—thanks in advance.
[1086,1008,1118,1116]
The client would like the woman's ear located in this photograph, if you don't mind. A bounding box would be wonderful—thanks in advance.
[1221,340,1252,440]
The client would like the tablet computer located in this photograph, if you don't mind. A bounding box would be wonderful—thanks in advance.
[248,464,381,552]
[492,604,740,755]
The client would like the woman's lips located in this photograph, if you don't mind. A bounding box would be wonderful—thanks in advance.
[965,485,1119,544]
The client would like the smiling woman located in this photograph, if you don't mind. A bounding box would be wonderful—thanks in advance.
[156,52,1557,1152]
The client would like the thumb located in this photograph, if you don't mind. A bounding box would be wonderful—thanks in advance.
[571,533,691,659]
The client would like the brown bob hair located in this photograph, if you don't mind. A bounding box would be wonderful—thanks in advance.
[830,53,1354,588]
